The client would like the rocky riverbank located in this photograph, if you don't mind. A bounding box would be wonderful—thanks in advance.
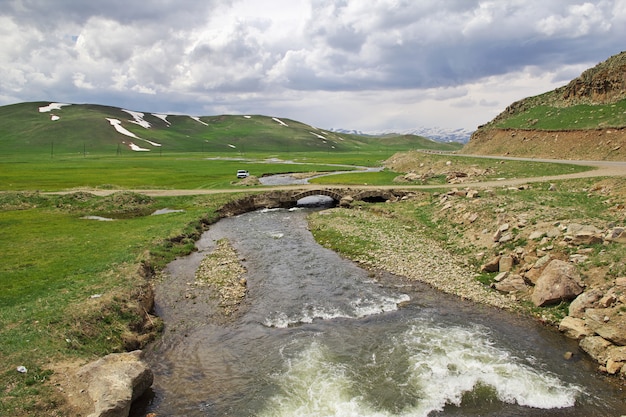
[308,177,626,381]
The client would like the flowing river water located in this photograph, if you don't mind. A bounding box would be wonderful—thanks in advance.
[134,205,626,417]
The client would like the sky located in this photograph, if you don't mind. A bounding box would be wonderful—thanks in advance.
[1,0,625,133]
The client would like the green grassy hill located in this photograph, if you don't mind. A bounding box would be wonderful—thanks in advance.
[483,51,626,131]
[0,102,461,157]
[464,51,626,160]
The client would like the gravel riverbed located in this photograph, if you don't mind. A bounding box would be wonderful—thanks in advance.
[308,208,518,311]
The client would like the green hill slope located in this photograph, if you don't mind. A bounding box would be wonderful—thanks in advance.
[488,51,626,130]
[464,51,626,160]
[0,102,460,157]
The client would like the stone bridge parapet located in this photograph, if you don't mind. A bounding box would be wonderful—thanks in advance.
[218,187,412,217]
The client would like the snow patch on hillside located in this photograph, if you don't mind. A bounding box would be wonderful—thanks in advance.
[272,117,288,127]
[106,118,161,151]
[122,109,151,128]
[107,118,140,138]
[126,142,150,151]
[39,103,71,112]
[190,116,208,126]
[152,113,170,125]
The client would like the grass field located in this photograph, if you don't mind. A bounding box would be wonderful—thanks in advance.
[0,191,244,415]
[0,102,606,415]
[0,152,365,191]
[0,153,604,416]
[493,98,626,130]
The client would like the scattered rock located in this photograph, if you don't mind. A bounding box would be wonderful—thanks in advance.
[466,189,479,199]
[604,227,626,243]
[534,254,552,269]
[569,254,588,263]
[569,290,603,318]
[480,256,500,273]
[563,223,603,245]
[466,212,479,223]
[498,232,514,243]
[339,195,354,207]
[559,316,591,340]
[598,293,617,308]
[498,254,514,272]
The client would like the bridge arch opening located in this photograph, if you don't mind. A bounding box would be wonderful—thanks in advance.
[296,195,337,208]
[359,195,388,203]
[291,189,343,208]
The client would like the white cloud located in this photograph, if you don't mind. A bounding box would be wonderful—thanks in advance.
[72,73,94,90]
[0,0,625,131]
[536,2,611,37]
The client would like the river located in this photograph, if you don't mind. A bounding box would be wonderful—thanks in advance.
[134,205,626,417]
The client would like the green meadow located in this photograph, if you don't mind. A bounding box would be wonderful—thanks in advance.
[0,101,599,415]
[493,97,626,130]
[0,152,360,191]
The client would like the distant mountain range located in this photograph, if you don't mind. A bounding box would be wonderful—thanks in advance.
[331,126,474,144]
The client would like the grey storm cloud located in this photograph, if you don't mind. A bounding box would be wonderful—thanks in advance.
[1,0,625,130]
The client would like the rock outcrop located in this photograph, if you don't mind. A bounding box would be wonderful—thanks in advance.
[77,350,153,417]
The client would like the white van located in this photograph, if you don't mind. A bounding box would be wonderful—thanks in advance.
[236,170,250,178]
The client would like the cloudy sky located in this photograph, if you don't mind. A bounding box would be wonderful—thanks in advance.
[1,1,625,132]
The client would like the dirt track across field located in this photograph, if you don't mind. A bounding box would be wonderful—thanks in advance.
[52,156,626,197]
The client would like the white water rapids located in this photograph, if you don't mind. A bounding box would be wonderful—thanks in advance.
[134,206,626,417]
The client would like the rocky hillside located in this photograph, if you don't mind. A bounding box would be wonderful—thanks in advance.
[464,51,626,160]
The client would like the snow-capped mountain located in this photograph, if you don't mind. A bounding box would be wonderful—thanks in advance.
[331,126,473,144]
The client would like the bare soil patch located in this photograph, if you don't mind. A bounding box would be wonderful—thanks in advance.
[465,128,626,161]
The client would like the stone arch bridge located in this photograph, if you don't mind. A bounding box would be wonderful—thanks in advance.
[218,187,411,217]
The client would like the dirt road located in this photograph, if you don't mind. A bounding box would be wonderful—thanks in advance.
[52,156,626,197]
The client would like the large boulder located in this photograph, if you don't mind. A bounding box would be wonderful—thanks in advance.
[493,274,528,293]
[568,289,603,318]
[563,223,603,245]
[579,336,612,364]
[524,254,552,285]
[531,260,584,307]
[77,350,153,417]
[584,307,626,346]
